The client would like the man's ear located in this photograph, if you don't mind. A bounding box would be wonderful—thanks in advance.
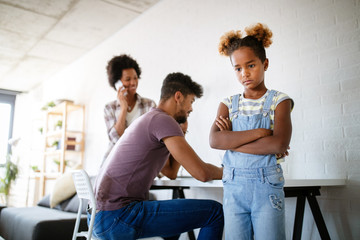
[174,91,184,104]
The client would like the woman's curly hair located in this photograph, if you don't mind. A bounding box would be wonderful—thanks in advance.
[106,54,142,90]
[218,23,273,62]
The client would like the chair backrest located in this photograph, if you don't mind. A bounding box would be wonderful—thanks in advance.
[72,170,97,240]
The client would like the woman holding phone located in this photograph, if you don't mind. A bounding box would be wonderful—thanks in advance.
[102,54,156,165]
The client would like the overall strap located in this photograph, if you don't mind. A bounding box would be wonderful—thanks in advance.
[231,94,241,114]
[263,90,277,115]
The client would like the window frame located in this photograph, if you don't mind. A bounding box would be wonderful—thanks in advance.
[0,89,20,157]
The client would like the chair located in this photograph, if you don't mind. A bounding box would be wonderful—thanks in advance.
[72,170,97,240]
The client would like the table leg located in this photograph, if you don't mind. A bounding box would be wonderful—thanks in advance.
[293,195,306,240]
[307,195,331,240]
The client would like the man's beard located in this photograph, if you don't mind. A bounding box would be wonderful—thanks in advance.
[174,110,187,124]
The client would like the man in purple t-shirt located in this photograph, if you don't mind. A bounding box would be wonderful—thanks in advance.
[92,72,223,240]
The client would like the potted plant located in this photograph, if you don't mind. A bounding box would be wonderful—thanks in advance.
[0,154,19,205]
[55,120,62,131]
[41,101,56,111]
[31,165,40,172]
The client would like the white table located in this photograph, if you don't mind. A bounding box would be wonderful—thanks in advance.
[151,177,345,240]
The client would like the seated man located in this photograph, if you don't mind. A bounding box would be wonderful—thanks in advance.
[93,72,224,240]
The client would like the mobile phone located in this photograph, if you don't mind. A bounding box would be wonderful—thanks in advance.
[115,81,123,91]
[115,81,128,96]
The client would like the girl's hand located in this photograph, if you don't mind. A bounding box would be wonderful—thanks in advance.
[215,116,232,131]
[275,146,290,158]
[117,87,128,111]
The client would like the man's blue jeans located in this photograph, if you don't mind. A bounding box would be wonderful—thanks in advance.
[88,199,224,240]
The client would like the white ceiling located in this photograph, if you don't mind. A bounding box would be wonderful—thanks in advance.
[0,0,159,92]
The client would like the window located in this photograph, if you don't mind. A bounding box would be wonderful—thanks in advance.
[0,89,18,164]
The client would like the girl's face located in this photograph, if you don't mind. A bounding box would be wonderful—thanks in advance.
[120,68,138,95]
[230,47,268,92]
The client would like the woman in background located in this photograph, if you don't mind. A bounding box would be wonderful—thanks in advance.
[103,54,156,165]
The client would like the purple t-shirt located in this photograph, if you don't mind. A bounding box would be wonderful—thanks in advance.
[94,108,184,211]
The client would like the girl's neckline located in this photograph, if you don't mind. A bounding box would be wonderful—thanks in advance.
[241,89,269,100]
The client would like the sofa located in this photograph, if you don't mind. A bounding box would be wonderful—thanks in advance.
[0,193,88,240]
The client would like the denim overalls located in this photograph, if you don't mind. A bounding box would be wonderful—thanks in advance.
[222,90,285,240]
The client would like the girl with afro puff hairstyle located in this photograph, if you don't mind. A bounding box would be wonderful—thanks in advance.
[102,54,156,165]
[210,23,294,240]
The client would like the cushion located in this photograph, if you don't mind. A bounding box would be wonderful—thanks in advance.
[50,165,82,208]
[63,194,87,214]
[37,194,62,210]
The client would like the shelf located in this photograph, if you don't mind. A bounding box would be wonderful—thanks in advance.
[38,102,85,198]
[46,130,84,138]
[43,150,83,156]
[47,101,83,114]
[31,172,61,179]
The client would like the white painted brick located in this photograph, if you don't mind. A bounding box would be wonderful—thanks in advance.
[297,139,324,153]
[286,149,306,164]
[319,41,359,65]
[285,0,314,11]
[339,52,360,68]
[303,103,342,119]
[301,71,321,85]
[321,64,360,84]
[302,82,340,99]
[298,31,318,49]
[325,163,347,178]
[346,150,360,162]
[323,113,360,128]
[295,115,322,131]
[316,27,339,51]
[305,150,346,163]
[296,97,322,114]
[346,162,360,176]
[338,27,360,46]
[343,100,360,114]
[304,126,343,140]
[317,56,339,71]
[281,161,289,176]
[278,5,298,20]
[344,125,360,137]
[340,77,360,90]
[321,89,360,105]
[287,162,307,178]
[324,138,360,151]
[304,162,326,178]
[298,55,319,73]
[315,8,337,30]
[334,0,358,23]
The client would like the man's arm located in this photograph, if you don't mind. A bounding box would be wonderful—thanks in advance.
[160,155,181,179]
[163,136,222,182]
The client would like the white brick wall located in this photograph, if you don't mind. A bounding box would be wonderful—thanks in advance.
[12,0,360,239]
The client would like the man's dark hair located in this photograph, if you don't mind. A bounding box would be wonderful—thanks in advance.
[106,54,142,90]
[160,72,203,101]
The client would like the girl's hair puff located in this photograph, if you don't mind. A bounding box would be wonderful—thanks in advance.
[218,23,273,63]
[218,30,242,57]
[245,23,273,48]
